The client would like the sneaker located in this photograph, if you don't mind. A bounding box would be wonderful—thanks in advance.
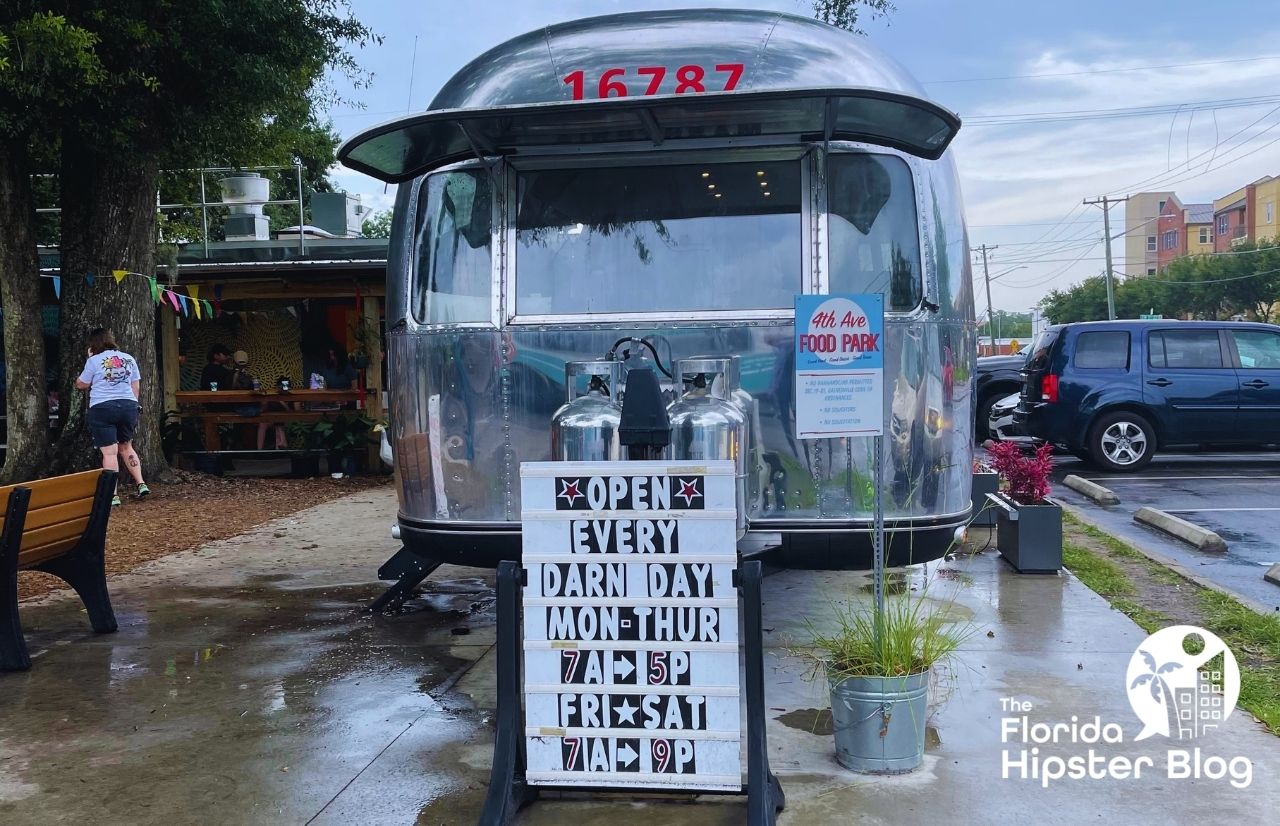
[111,495,122,507]
[137,483,151,499]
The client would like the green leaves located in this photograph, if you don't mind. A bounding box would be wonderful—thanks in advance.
[812,0,897,34]
[1040,241,1280,323]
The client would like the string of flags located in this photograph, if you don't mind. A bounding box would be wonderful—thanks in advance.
[45,269,235,320]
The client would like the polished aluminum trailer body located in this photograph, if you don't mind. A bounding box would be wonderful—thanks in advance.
[340,9,976,568]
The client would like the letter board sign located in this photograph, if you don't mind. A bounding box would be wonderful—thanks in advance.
[519,460,742,791]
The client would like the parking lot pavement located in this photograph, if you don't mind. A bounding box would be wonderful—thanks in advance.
[1048,452,1280,610]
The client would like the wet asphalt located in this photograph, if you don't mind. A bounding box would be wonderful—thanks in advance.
[1049,452,1280,610]
[2,487,1277,824]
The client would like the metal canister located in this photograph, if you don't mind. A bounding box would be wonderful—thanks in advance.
[717,356,763,517]
[666,357,748,532]
[550,361,623,462]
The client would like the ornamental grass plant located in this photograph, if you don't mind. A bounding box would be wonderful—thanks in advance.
[803,589,974,682]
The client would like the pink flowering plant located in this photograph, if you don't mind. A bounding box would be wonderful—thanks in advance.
[986,442,1053,505]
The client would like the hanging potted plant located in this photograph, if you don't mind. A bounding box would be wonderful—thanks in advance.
[985,441,1062,573]
[348,317,380,370]
[970,456,999,527]
[800,590,972,774]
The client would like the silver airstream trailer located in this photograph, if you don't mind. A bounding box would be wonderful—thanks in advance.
[340,9,975,570]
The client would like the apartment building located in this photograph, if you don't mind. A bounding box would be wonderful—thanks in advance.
[1211,176,1280,251]
[1155,197,1214,269]
[1124,191,1175,276]
[1185,203,1214,255]
[1253,176,1280,244]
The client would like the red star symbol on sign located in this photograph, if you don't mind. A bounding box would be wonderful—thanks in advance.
[558,479,583,505]
[676,478,702,506]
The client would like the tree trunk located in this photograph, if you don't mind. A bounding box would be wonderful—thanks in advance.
[52,131,170,480]
[0,142,53,483]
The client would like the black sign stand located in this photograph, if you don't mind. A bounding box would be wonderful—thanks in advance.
[478,559,785,825]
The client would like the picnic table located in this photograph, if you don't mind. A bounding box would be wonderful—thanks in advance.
[175,389,365,451]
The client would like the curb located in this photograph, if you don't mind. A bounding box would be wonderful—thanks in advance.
[1059,502,1274,615]
[1134,507,1228,552]
[1063,474,1120,505]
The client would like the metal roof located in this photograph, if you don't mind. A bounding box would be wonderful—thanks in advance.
[1185,203,1214,224]
[338,9,960,182]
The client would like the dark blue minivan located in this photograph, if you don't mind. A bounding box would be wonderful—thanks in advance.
[1014,320,1280,471]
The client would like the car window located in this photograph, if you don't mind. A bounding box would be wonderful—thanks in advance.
[1232,330,1280,369]
[1073,331,1130,369]
[1148,330,1224,369]
[1026,328,1060,371]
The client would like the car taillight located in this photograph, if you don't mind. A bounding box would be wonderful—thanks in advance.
[1041,373,1060,403]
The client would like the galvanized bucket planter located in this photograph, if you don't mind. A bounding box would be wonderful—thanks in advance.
[970,470,999,527]
[829,671,930,773]
[988,492,1062,573]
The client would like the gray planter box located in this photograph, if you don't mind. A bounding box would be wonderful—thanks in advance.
[988,492,1062,573]
[971,471,999,527]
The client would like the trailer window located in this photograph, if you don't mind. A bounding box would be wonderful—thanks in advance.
[827,154,921,311]
[514,160,801,316]
[413,170,493,324]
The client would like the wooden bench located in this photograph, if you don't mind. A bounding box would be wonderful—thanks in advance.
[1,469,119,671]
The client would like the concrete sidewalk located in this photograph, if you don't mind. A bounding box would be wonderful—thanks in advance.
[1,488,1276,825]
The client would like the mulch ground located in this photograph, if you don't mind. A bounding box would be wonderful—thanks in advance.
[17,470,392,602]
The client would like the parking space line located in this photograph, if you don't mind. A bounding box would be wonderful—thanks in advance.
[1083,475,1280,482]
[1165,507,1280,512]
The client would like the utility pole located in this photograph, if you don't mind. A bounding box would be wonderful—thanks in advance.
[1083,195,1130,320]
[973,243,997,354]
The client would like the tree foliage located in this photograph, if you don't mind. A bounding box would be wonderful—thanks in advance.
[813,0,896,34]
[360,208,393,238]
[1039,242,1280,324]
[0,3,378,480]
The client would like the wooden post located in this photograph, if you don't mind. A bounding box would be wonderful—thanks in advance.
[160,309,180,419]
[363,296,385,470]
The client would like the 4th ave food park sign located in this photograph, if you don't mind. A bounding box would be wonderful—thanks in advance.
[519,462,743,791]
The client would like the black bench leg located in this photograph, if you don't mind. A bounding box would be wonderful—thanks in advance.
[1,487,32,671]
[1,539,31,671]
[37,546,119,635]
[36,471,119,636]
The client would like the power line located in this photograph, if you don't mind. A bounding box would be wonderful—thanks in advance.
[966,94,1280,127]
[1100,104,1280,196]
[923,54,1280,85]
[1144,265,1280,284]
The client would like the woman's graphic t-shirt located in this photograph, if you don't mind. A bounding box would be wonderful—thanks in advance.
[78,349,139,407]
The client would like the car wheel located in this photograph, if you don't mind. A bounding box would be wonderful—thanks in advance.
[975,392,999,442]
[1087,411,1155,472]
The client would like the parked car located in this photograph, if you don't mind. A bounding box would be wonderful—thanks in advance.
[973,344,1029,440]
[987,392,1029,444]
[1014,320,1280,471]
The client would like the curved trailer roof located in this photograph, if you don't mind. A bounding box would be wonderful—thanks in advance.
[339,9,960,182]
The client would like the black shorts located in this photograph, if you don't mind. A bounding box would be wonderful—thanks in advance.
[87,399,140,448]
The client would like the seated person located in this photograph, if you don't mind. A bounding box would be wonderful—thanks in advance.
[321,347,359,390]
[200,344,233,390]
[228,351,286,450]
[308,348,359,410]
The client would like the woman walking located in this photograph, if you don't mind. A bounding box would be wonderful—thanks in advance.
[75,328,150,506]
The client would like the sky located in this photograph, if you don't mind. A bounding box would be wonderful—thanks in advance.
[324,0,1280,314]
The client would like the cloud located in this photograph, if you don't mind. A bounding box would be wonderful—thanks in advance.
[948,34,1280,306]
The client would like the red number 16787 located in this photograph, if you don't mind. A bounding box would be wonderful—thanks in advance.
[563,63,745,100]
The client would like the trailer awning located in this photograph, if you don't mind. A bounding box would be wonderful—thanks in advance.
[338,87,961,183]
